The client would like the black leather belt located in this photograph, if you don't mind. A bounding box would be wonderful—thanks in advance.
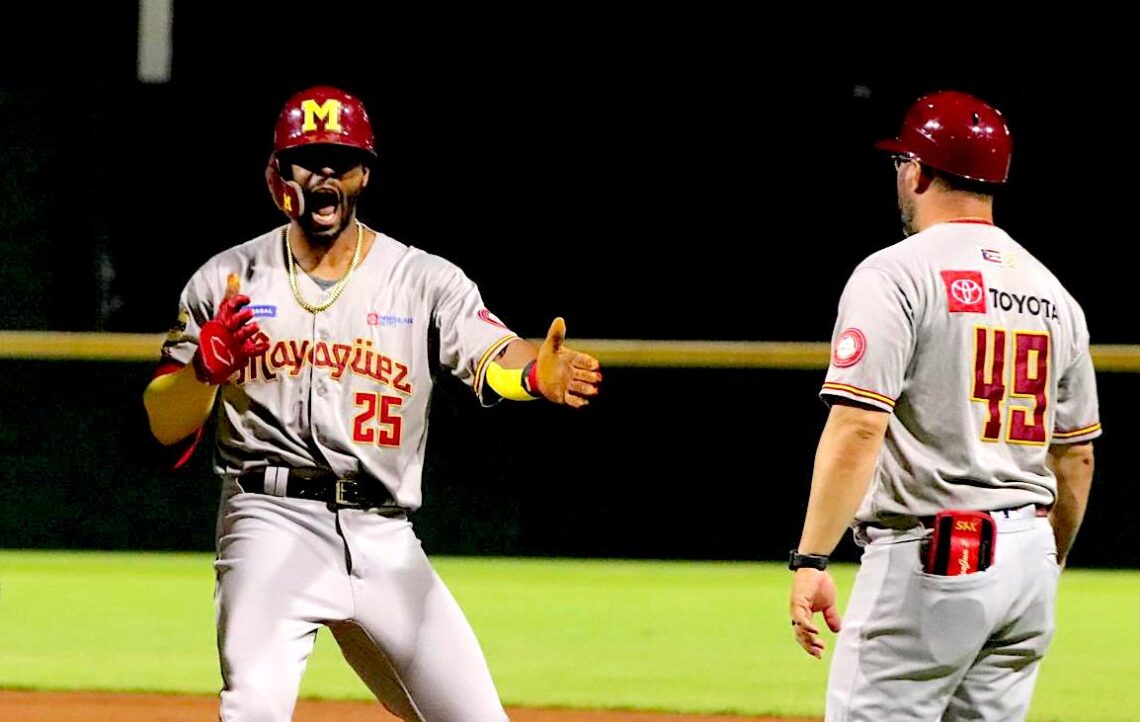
[863,504,1052,532]
[237,467,396,510]
[918,503,1050,528]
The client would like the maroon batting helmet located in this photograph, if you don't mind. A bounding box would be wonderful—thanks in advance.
[267,85,376,218]
[273,85,376,156]
[876,90,1012,185]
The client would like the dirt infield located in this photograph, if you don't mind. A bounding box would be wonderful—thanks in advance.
[0,691,819,721]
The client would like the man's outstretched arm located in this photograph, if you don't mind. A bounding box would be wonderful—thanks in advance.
[486,318,601,407]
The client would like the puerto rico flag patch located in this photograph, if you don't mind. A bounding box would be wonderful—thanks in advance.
[833,327,866,368]
[940,270,987,313]
[980,247,1015,268]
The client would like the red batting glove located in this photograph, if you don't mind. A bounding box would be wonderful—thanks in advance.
[192,294,269,385]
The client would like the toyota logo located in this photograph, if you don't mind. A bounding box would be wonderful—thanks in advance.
[951,279,983,305]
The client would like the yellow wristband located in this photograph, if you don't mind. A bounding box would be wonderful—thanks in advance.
[485,360,540,401]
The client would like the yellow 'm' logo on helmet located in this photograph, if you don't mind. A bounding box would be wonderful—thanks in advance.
[300,99,342,133]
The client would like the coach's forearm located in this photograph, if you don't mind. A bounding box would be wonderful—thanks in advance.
[797,404,890,556]
[143,364,219,445]
[1048,441,1095,565]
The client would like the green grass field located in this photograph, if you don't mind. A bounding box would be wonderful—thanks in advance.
[0,551,1137,721]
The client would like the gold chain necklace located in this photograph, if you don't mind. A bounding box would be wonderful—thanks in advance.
[284,220,364,314]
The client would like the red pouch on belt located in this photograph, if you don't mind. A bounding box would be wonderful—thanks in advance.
[922,510,996,575]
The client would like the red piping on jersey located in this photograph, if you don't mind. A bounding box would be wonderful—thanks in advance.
[1053,422,1102,439]
[945,218,994,225]
[820,382,896,408]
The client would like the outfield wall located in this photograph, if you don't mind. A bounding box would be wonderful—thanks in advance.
[0,337,1133,567]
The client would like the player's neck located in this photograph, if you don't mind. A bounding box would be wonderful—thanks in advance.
[913,197,994,233]
[289,220,374,280]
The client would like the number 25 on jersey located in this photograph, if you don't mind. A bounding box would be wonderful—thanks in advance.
[353,392,403,447]
[971,326,1049,445]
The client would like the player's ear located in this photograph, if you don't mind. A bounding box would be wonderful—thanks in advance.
[913,164,936,194]
[361,166,371,189]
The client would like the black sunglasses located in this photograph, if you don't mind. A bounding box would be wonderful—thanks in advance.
[892,154,918,172]
[279,145,371,175]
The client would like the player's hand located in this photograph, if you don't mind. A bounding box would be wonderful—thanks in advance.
[789,568,842,659]
[192,294,269,385]
[534,317,601,408]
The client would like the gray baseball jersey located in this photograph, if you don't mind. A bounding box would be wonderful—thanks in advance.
[162,224,517,510]
[820,220,1102,525]
[162,223,514,720]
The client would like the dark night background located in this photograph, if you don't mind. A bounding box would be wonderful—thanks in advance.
[1,9,1134,566]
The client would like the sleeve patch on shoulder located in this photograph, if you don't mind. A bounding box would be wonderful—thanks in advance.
[833,327,866,367]
[478,309,508,329]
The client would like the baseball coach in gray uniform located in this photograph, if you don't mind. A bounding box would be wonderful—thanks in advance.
[787,90,1101,722]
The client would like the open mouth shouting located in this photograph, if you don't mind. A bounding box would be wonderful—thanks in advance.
[306,187,342,231]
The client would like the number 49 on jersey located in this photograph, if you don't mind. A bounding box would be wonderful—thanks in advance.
[971,326,1049,445]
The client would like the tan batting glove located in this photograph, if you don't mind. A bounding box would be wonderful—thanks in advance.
[533,317,602,408]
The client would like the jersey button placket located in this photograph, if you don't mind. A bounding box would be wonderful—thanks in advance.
[310,315,329,446]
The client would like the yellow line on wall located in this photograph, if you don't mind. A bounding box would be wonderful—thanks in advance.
[1,332,1138,372]
[0,332,167,361]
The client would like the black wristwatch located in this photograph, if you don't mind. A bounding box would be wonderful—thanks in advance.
[788,550,829,571]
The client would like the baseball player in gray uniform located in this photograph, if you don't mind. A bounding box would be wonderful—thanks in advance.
[786,90,1101,721]
[142,85,602,721]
